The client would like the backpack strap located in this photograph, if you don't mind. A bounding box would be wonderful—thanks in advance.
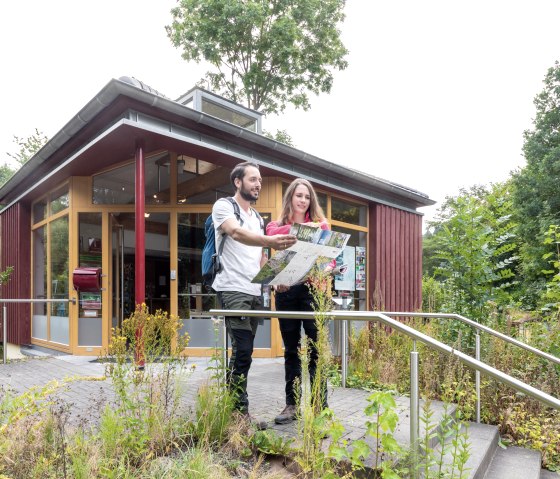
[215,197,242,257]
[217,197,262,251]
[251,208,264,233]
[226,197,243,227]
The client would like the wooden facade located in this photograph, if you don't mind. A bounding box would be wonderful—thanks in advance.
[0,203,32,345]
[369,204,423,311]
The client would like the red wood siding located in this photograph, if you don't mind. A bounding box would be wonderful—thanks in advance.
[369,204,422,312]
[0,203,31,345]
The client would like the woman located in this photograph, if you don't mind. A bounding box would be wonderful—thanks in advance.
[266,178,332,425]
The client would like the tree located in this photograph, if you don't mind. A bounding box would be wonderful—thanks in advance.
[0,164,15,188]
[263,128,295,146]
[7,128,48,166]
[425,182,518,324]
[166,0,349,115]
[1,129,48,188]
[511,61,560,304]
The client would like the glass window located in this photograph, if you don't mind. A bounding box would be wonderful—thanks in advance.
[79,213,102,267]
[50,216,69,344]
[145,152,170,205]
[201,98,257,131]
[317,192,327,212]
[331,225,367,312]
[177,213,211,325]
[32,226,47,340]
[145,213,171,315]
[33,199,47,224]
[177,158,224,204]
[50,185,69,215]
[93,163,135,204]
[181,187,231,205]
[331,198,367,226]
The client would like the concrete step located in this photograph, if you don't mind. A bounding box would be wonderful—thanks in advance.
[430,422,498,479]
[483,445,541,479]
[266,385,547,478]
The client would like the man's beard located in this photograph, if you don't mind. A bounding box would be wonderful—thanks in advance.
[240,186,259,202]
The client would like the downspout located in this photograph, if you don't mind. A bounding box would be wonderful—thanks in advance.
[134,141,146,367]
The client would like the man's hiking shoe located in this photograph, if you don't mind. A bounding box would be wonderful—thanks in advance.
[243,413,268,430]
[275,404,298,424]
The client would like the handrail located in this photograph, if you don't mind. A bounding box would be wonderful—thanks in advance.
[1,298,75,364]
[210,308,560,410]
[382,311,560,366]
[0,298,75,304]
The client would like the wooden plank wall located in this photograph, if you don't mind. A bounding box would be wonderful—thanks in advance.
[369,204,423,312]
[0,203,31,345]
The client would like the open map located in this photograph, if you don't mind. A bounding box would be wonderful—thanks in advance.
[252,223,350,286]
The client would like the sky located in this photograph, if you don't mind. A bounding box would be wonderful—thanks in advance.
[1,1,560,227]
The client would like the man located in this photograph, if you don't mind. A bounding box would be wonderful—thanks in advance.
[212,161,296,428]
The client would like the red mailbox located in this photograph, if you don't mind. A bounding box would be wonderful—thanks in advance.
[72,267,102,292]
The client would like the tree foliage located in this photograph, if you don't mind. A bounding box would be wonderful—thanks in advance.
[425,182,518,325]
[263,128,295,146]
[2,129,48,188]
[166,0,349,115]
[511,61,560,302]
[7,128,48,166]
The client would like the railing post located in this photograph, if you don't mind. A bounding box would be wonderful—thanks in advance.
[341,318,347,388]
[410,340,419,478]
[2,306,6,365]
[220,315,228,380]
[475,331,481,423]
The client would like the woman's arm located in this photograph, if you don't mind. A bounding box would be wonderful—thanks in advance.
[266,221,292,236]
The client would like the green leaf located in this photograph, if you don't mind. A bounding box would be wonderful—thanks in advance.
[328,445,348,461]
[381,434,401,453]
[350,439,370,461]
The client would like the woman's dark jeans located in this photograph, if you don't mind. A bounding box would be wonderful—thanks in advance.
[275,283,328,408]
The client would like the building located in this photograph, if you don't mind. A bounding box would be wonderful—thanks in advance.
[0,77,435,357]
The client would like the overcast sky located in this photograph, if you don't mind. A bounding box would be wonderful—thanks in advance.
[1,1,559,227]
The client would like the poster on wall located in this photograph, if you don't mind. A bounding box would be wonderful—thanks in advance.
[334,246,356,291]
[355,246,366,291]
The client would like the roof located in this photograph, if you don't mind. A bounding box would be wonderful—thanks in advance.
[0,77,435,213]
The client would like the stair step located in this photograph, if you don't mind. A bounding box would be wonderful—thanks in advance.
[484,446,541,479]
[540,468,560,478]
[430,422,498,479]
[392,397,458,450]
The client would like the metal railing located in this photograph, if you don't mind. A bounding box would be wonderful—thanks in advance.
[379,311,560,424]
[0,298,75,364]
[211,308,560,475]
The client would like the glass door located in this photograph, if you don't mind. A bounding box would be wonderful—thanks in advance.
[110,213,135,326]
[111,215,124,330]
[77,213,103,348]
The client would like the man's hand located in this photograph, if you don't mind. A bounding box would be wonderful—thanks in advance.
[268,234,297,251]
[274,284,290,293]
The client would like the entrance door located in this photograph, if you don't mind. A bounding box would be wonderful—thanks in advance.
[111,214,125,330]
[110,212,171,325]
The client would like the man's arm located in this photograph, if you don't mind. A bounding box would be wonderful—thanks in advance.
[220,218,297,250]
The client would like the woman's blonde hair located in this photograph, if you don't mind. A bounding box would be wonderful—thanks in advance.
[278,178,326,225]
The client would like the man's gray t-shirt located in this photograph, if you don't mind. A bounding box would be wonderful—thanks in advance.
[211,198,263,296]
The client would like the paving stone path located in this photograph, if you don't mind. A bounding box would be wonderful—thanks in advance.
[0,353,442,449]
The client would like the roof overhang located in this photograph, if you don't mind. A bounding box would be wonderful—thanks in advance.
[0,78,435,213]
